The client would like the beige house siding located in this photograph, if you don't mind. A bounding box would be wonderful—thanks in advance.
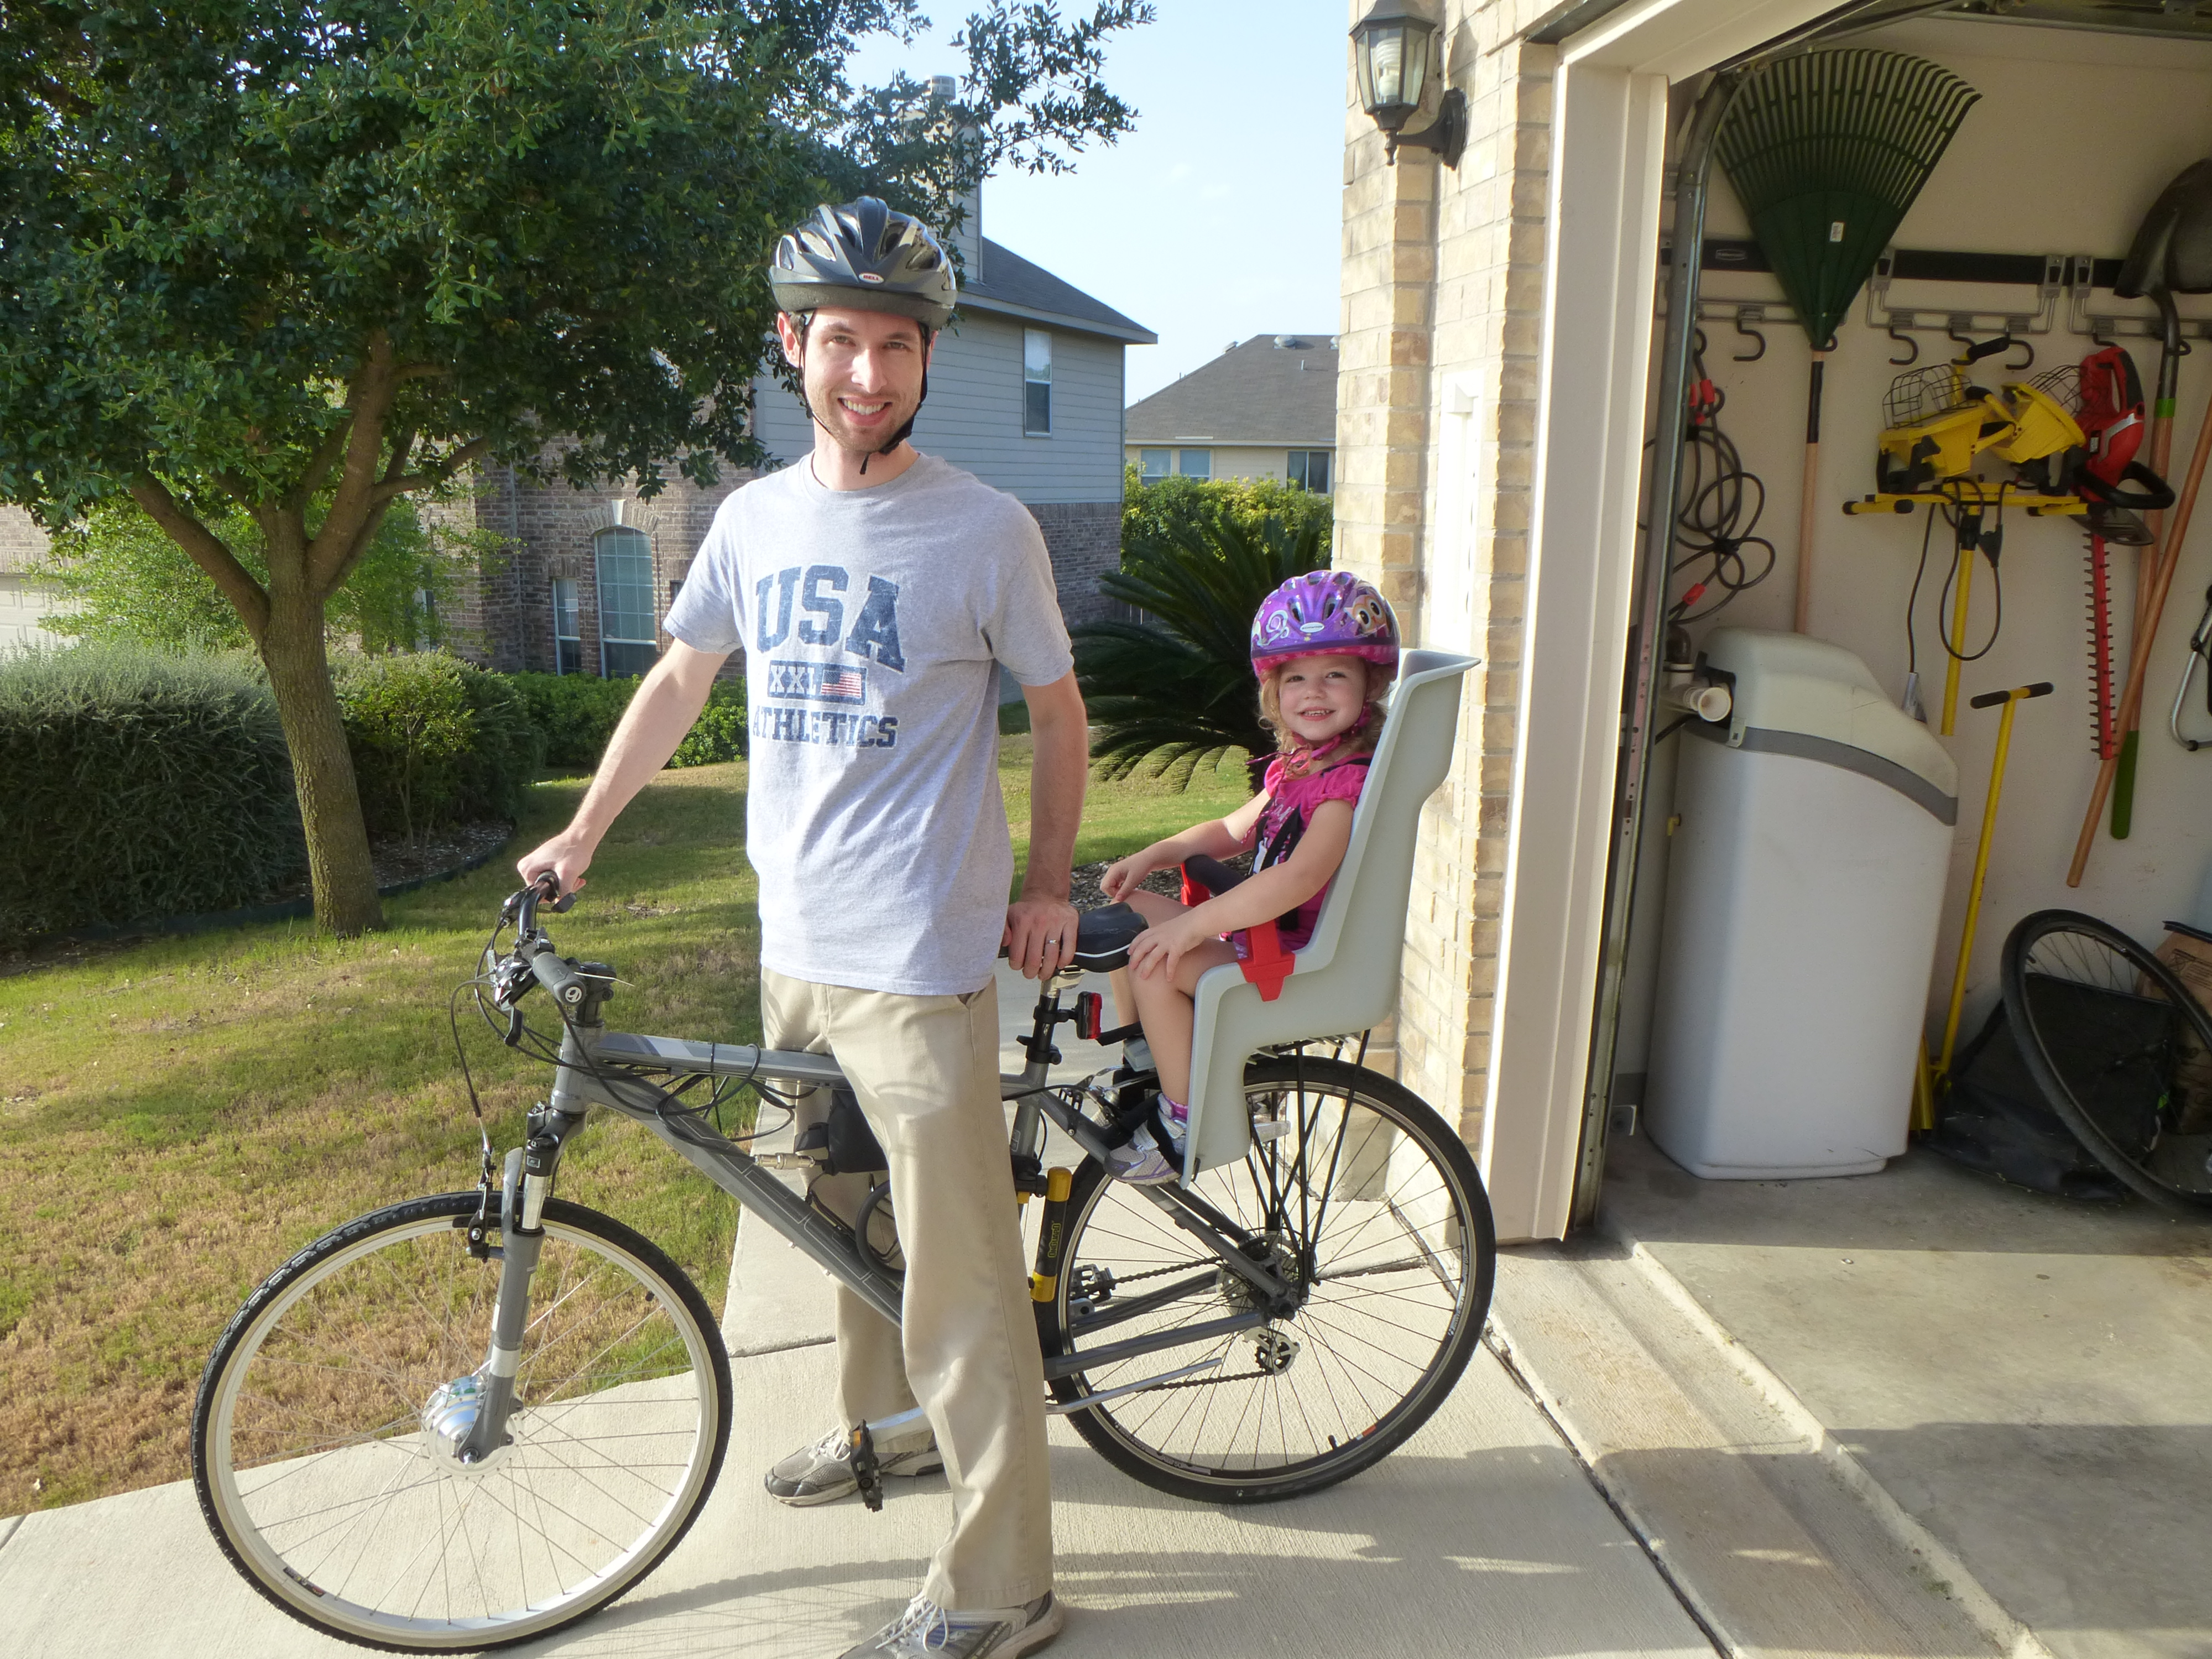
[1334,1,1557,1151]
[1121,444,1332,486]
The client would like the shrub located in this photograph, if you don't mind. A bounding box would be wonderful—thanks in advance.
[504,672,635,770]
[0,646,304,942]
[670,683,748,768]
[1120,467,1334,559]
[504,671,746,771]
[335,654,544,841]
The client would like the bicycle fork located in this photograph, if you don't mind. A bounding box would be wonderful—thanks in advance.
[442,1102,587,1468]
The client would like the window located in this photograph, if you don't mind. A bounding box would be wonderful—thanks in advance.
[594,526,659,678]
[1138,448,1171,483]
[552,577,583,675]
[1024,329,1052,435]
[1286,449,1333,494]
[1177,448,1212,479]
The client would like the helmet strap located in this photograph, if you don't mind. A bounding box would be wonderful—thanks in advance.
[1280,707,1370,779]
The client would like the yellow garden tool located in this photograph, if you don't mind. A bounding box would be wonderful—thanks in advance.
[1917,681,2054,1129]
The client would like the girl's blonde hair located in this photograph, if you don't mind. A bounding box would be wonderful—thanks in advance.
[1256,658,1392,761]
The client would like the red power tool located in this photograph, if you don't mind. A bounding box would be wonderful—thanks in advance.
[2068,346,2173,758]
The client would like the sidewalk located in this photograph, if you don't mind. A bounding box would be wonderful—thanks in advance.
[0,965,1716,1659]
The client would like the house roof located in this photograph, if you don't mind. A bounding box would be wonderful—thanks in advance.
[959,238,1156,345]
[1125,335,1339,448]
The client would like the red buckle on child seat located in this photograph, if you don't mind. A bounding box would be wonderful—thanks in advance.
[1239,920,1294,1003]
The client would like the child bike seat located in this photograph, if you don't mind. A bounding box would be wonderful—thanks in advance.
[1180,649,1478,1180]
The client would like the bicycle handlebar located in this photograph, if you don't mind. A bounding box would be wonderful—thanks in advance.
[526,939,591,1009]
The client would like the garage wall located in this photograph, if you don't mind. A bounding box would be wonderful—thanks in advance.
[1666,17,2212,1041]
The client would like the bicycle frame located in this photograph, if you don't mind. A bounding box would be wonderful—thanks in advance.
[458,941,1296,1462]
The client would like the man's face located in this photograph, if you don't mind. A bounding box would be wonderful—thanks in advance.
[778,307,932,452]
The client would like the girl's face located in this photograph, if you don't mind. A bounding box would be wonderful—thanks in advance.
[1274,654,1370,746]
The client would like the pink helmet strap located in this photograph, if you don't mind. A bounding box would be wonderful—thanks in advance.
[1277,707,1371,779]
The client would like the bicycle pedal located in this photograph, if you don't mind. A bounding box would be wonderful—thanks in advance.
[848,1423,884,1514]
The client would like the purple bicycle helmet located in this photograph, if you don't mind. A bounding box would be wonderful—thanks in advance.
[1250,571,1399,677]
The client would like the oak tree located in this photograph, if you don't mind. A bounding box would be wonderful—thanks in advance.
[1,0,1145,930]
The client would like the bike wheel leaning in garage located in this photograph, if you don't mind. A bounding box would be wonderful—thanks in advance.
[2002,908,2212,1213]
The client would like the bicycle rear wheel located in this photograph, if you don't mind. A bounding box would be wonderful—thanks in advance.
[2002,909,2212,1213]
[192,1193,731,1651]
[1039,1057,1494,1503]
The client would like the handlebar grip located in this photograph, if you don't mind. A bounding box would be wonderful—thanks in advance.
[528,943,591,1009]
[1969,682,2056,709]
[1961,335,2011,364]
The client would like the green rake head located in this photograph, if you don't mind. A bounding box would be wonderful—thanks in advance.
[1717,50,1979,351]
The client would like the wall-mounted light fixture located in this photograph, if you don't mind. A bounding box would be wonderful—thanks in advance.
[1350,0,1465,168]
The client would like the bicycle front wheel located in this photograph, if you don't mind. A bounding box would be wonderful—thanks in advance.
[192,1193,732,1651]
[1040,1057,1495,1502]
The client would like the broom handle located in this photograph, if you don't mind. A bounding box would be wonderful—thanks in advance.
[2069,375,2212,885]
[1796,351,1826,634]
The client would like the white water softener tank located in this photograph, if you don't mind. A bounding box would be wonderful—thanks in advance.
[1645,629,1958,1178]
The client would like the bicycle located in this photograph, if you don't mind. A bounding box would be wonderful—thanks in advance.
[190,876,1497,1652]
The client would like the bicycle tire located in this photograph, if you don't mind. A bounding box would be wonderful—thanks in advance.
[1037,1057,1495,1503]
[192,1193,732,1651]
[2001,909,2212,1214]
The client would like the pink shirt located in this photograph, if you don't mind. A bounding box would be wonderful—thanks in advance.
[1240,754,1371,954]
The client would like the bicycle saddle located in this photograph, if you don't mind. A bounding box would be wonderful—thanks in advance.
[1070,902,1147,972]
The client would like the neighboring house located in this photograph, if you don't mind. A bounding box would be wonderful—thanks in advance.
[441,187,1154,680]
[0,507,64,651]
[1124,334,1338,494]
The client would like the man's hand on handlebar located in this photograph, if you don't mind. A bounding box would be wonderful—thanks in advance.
[515,830,595,905]
[1004,894,1078,981]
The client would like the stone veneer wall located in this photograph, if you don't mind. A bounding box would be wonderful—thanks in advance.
[0,505,50,573]
[441,467,1123,672]
[1334,1,1557,1149]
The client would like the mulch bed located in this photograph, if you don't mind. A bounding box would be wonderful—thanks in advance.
[1067,854,1250,912]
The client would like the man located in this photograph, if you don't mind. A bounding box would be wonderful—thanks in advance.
[516,196,1083,1659]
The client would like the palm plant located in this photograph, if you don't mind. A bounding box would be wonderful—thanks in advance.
[1074,509,1329,789]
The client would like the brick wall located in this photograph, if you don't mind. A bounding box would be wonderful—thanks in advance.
[1335,1,1557,1149]
[1027,498,1123,629]
[447,463,1121,671]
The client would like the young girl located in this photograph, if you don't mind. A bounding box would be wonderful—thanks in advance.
[1098,571,1400,1183]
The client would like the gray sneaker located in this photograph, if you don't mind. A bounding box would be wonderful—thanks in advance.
[764,1427,943,1507]
[841,1592,1063,1658]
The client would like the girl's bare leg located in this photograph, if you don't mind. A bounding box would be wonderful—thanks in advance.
[1111,891,1190,1028]
[1130,938,1238,1106]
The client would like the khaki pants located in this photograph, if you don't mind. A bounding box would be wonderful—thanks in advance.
[760,968,1053,1609]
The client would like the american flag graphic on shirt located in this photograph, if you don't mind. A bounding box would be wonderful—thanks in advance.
[766,660,869,705]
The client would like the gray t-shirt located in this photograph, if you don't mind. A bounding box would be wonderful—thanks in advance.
[663,452,1073,995]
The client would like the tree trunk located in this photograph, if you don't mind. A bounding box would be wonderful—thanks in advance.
[260,589,383,934]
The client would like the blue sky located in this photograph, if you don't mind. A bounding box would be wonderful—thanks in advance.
[846,1,1348,403]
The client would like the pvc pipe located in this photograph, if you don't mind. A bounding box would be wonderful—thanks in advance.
[1662,680,1733,723]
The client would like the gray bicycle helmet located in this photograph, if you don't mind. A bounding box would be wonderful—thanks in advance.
[770,196,957,330]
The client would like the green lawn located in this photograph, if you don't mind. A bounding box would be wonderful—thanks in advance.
[0,742,1248,1516]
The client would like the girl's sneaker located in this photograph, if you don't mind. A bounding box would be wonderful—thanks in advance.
[1107,1128,1177,1185]
[1106,1097,1187,1185]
